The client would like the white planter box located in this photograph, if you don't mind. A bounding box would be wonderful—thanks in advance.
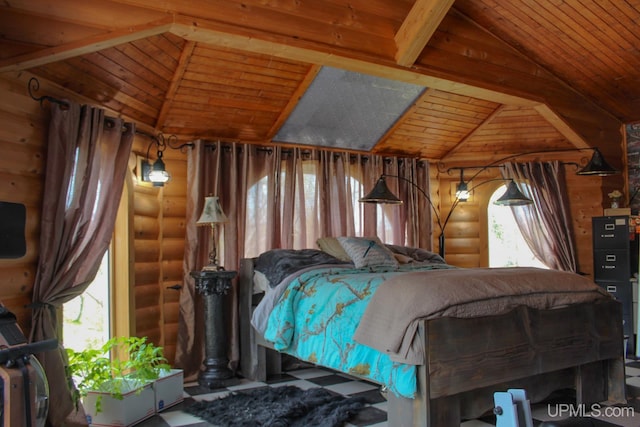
[153,369,184,412]
[83,382,155,427]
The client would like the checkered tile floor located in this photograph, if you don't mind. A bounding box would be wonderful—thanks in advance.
[137,358,640,427]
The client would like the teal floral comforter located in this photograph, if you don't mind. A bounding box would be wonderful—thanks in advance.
[262,264,451,398]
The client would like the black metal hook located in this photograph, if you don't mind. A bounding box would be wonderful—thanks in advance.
[28,77,70,110]
[137,130,194,156]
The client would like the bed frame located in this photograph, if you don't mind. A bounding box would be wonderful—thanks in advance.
[238,258,627,426]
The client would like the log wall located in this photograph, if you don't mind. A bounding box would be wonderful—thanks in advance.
[129,137,188,364]
[0,74,48,331]
[0,73,188,364]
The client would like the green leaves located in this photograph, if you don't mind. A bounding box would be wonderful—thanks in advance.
[66,336,170,413]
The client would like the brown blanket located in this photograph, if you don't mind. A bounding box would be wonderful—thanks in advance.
[353,267,611,364]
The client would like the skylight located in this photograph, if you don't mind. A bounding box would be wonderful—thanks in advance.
[274,66,425,151]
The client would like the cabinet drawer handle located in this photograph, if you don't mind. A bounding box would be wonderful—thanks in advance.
[605,224,615,230]
[605,254,617,262]
[607,286,617,292]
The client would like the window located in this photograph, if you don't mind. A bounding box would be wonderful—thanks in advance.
[62,250,110,351]
[488,184,547,268]
[244,161,375,255]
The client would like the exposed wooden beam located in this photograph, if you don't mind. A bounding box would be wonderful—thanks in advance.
[169,16,536,108]
[0,17,174,72]
[394,0,456,67]
[534,104,591,150]
[156,40,196,130]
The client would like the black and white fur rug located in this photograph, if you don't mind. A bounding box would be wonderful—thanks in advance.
[186,385,366,426]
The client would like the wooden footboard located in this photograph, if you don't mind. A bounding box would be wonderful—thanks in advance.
[238,258,626,427]
[388,298,626,426]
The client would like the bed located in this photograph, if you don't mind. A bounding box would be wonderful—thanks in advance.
[238,239,626,426]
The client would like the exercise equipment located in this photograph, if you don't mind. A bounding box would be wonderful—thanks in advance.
[0,305,57,427]
[494,388,534,427]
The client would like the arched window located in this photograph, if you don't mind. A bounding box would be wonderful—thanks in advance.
[488,184,547,268]
[245,162,367,255]
[242,150,421,257]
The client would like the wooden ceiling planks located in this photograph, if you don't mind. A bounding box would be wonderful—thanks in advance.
[158,43,313,140]
[375,89,502,159]
[454,0,640,123]
[1,0,635,163]
[156,40,196,130]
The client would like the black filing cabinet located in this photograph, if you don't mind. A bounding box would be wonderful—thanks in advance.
[592,216,635,352]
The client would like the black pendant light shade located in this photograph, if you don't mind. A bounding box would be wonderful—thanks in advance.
[494,180,533,206]
[359,177,403,204]
[576,148,619,176]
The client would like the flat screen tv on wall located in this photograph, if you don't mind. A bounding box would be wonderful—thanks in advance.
[0,202,26,259]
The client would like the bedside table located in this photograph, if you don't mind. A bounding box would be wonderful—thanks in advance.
[190,269,237,388]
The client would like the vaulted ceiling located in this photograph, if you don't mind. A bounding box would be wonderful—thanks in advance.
[0,0,635,165]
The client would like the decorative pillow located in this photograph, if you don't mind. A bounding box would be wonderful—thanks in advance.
[385,244,446,265]
[393,253,415,264]
[337,236,399,269]
[316,237,351,262]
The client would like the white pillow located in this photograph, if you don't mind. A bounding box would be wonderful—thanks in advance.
[337,236,399,269]
[316,237,351,261]
[253,271,270,293]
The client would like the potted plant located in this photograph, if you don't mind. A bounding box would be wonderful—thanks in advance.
[66,336,181,426]
[608,189,623,208]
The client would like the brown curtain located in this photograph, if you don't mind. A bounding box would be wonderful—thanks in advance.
[502,161,578,272]
[360,156,433,249]
[175,142,433,379]
[28,101,134,426]
[175,140,268,380]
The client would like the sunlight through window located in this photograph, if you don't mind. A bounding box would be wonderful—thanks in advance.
[488,185,547,269]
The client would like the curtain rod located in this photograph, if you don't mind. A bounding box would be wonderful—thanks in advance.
[28,77,70,109]
[206,142,426,165]
[446,161,579,175]
[27,77,153,135]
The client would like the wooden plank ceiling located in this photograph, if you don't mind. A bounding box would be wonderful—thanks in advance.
[0,0,636,165]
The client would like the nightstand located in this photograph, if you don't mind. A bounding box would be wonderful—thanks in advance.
[190,269,237,388]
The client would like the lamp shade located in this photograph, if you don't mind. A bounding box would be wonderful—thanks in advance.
[576,148,619,176]
[197,196,228,225]
[359,177,403,204]
[493,180,533,206]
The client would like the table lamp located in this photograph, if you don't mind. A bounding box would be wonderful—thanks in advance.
[196,195,228,271]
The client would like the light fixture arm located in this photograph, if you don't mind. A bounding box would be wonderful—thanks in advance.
[361,173,532,259]
[379,174,444,235]
[145,134,162,161]
[445,147,617,183]
[138,131,190,186]
[139,131,194,160]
